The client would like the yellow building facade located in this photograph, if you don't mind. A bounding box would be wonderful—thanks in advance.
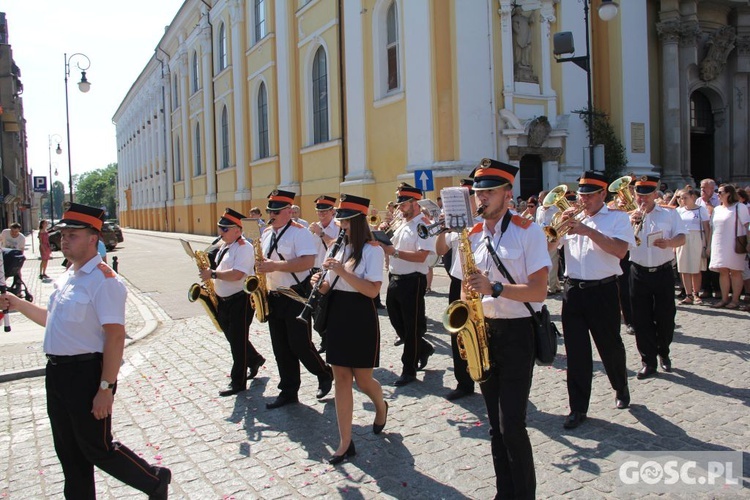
[120,0,741,235]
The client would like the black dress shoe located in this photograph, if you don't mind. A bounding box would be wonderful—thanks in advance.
[636,365,658,380]
[393,373,416,387]
[446,387,474,401]
[417,344,435,370]
[659,356,672,372]
[327,440,356,465]
[266,393,299,409]
[148,466,172,500]
[615,386,630,409]
[563,411,587,429]
[219,386,245,397]
[247,357,266,379]
[394,337,404,346]
[316,376,333,399]
[373,401,389,435]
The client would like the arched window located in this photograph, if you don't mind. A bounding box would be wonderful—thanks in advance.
[386,2,399,91]
[220,106,230,169]
[174,137,182,181]
[194,124,202,175]
[257,82,269,158]
[254,0,266,44]
[173,76,179,108]
[192,51,199,93]
[312,46,329,144]
[218,22,227,71]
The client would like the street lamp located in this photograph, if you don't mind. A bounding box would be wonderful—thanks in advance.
[48,134,62,224]
[64,52,92,203]
[553,0,619,172]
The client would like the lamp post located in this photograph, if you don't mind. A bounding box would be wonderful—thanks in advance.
[48,134,62,224]
[553,0,619,172]
[64,52,92,204]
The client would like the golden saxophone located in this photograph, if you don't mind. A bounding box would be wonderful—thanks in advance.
[181,240,221,331]
[242,222,271,323]
[442,228,492,383]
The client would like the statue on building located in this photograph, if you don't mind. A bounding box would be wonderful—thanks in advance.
[512,7,538,83]
[700,26,736,82]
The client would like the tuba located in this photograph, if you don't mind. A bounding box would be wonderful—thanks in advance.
[542,185,585,243]
[442,228,492,383]
[367,214,381,227]
[181,239,221,331]
[242,219,271,322]
[608,175,637,212]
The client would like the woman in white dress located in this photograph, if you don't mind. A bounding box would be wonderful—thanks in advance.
[709,184,750,309]
[676,188,711,304]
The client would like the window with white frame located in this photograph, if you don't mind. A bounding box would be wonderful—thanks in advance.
[386,1,399,92]
[312,46,329,144]
[254,0,266,44]
[194,124,202,175]
[220,105,230,169]
[174,137,182,181]
[192,51,199,93]
[257,82,269,159]
[218,22,227,71]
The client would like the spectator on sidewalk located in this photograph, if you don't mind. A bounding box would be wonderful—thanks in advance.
[38,220,52,280]
[1,223,26,254]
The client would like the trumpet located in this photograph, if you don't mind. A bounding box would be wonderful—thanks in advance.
[417,219,445,239]
[608,175,637,212]
[381,210,405,237]
[542,185,585,243]
[631,203,646,246]
[296,229,347,325]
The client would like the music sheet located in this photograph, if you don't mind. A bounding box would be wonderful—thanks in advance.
[440,187,473,230]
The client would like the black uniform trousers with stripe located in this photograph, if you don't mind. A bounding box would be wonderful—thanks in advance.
[386,272,430,377]
[480,317,536,500]
[562,280,628,414]
[267,293,332,396]
[46,358,162,499]
[216,291,263,391]
[629,264,676,367]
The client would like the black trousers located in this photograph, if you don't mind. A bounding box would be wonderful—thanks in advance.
[386,273,430,376]
[216,292,263,390]
[630,265,676,367]
[617,255,633,326]
[480,318,536,500]
[562,280,628,413]
[268,293,331,396]
[46,358,161,499]
[448,275,474,392]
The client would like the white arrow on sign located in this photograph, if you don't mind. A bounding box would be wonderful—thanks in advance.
[419,171,429,192]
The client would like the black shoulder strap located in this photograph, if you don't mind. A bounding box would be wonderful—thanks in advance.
[266,221,292,259]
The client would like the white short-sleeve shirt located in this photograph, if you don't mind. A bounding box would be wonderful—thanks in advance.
[44,255,127,355]
[313,220,342,268]
[326,243,385,292]
[629,205,688,267]
[677,206,710,232]
[214,237,254,297]
[262,222,316,290]
[389,215,437,275]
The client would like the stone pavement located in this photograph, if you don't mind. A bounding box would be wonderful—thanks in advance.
[0,230,748,498]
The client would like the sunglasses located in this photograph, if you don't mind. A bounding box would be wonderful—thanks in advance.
[218,226,232,232]
[266,209,281,215]
[718,191,727,195]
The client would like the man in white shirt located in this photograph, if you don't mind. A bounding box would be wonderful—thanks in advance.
[1,223,26,254]
[536,191,561,293]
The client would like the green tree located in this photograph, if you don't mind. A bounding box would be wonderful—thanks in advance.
[75,163,118,219]
[583,108,628,184]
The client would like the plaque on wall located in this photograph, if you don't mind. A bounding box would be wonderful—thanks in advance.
[631,123,646,154]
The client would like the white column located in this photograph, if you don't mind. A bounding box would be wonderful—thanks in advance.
[230,0,250,199]
[343,0,371,182]
[275,0,297,189]
[403,0,434,169]
[498,0,514,110]
[539,1,555,98]
[454,0,494,161]
[200,27,217,203]
[163,67,174,202]
[178,53,192,200]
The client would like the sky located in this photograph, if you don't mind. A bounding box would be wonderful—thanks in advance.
[2,0,185,190]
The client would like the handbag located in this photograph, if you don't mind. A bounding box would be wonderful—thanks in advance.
[484,235,559,366]
[735,206,748,255]
[312,276,339,334]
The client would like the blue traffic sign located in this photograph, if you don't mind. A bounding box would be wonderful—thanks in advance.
[33,176,48,193]
[414,169,434,192]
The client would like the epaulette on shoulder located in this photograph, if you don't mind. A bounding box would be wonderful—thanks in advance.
[96,262,116,278]
[511,214,532,229]
[469,222,483,235]
[238,238,246,245]
[291,221,304,229]
[658,203,675,209]
[420,216,431,224]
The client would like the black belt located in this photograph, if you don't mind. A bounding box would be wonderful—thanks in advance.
[632,261,673,273]
[46,352,102,365]
[217,291,246,302]
[566,275,618,289]
[389,272,424,281]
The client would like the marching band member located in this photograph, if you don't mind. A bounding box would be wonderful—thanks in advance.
[198,208,265,397]
[554,172,634,430]
[628,175,686,378]
[378,183,437,386]
[536,190,562,295]
[258,189,333,409]
[312,194,388,465]
[0,204,171,499]
[436,178,480,401]
[457,160,549,499]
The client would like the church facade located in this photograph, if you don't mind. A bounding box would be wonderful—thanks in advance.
[113,0,750,234]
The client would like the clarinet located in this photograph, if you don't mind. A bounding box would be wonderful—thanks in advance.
[296,229,346,325]
[0,285,11,332]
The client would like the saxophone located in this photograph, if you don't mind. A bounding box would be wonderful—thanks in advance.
[243,235,271,323]
[183,243,222,331]
[442,229,492,383]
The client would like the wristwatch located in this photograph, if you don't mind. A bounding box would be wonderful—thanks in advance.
[490,281,504,298]
[211,270,217,279]
[100,380,115,390]
[393,250,400,259]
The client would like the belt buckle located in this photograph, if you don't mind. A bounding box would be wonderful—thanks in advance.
[46,355,57,365]
[648,267,657,273]
[577,281,586,289]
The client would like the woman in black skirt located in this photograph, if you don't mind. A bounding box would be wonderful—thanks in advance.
[312,194,387,465]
